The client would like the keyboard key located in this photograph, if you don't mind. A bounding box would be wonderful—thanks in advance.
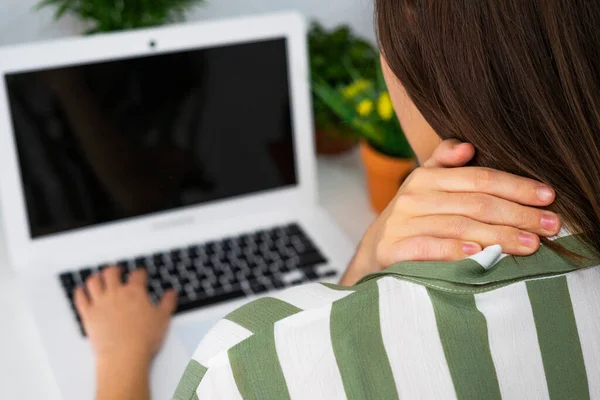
[173,283,183,295]
[179,275,191,287]
[177,289,246,313]
[147,263,159,278]
[149,280,162,294]
[184,261,197,273]
[250,281,268,294]
[176,262,188,274]
[213,268,224,278]
[79,269,92,284]
[282,270,303,285]
[166,263,176,273]
[322,270,338,278]
[222,238,234,251]
[205,243,216,255]
[134,257,146,267]
[188,246,201,258]
[272,278,286,290]
[170,250,183,263]
[304,268,319,281]
[60,272,75,288]
[152,253,164,264]
[286,223,302,235]
[298,252,327,268]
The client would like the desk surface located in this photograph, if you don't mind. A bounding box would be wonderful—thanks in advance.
[0,150,375,400]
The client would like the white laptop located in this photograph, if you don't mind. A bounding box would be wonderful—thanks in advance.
[0,12,354,399]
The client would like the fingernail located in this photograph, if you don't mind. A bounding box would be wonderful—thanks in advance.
[541,213,558,231]
[518,232,537,247]
[462,243,480,255]
[537,186,554,202]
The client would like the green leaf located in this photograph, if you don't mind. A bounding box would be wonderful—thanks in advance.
[85,26,102,35]
[34,0,60,11]
[341,56,363,82]
[313,82,358,123]
[35,0,206,32]
[54,0,72,20]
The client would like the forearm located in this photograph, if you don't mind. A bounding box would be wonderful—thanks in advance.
[339,256,367,286]
[96,355,151,400]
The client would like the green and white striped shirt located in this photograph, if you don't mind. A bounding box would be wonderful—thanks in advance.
[173,235,600,399]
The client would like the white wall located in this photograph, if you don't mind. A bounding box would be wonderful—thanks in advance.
[0,0,376,47]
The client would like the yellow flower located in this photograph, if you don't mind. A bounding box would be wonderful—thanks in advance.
[378,92,394,120]
[342,79,371,99]
[356,99,374,117]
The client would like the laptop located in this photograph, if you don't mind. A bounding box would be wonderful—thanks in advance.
[0,12,354,399]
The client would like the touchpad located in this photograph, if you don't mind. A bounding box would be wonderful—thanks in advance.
[176,317,220,355]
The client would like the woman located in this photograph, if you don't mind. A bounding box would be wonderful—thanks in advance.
[76,0,600,398]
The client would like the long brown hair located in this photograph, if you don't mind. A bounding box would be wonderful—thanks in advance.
[376,0,600,255]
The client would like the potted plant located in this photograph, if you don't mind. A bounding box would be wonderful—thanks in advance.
[313,62,415,213]
[309,22,379,155]
[36,0,205,33]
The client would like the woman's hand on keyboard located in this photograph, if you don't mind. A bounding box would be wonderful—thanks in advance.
[341,139,561,286]
[74,266,177,399]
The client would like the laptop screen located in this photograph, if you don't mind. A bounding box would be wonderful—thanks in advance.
[4,38,297,239]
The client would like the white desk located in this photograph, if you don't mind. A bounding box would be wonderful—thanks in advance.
[0,150,375,400]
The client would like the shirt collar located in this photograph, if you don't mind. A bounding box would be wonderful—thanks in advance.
[358,234,600,289]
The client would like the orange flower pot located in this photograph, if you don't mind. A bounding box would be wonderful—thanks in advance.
[360,141,416,213]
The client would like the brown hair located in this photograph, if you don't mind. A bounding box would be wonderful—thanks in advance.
[376,0,600,255]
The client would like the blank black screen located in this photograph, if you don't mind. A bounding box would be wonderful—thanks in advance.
[5,38,297,238]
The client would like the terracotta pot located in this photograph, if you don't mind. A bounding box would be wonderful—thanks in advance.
[360,141,416,213]
[315,126,358,155]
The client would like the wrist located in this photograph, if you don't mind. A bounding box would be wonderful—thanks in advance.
[96,348,152,375]
[341,226,378,286]
[95,351,151,400]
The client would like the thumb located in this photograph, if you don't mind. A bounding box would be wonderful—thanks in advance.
[158,289,178,317]
[423,139,475,168]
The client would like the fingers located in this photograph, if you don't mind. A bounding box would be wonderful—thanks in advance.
[402,215,540,255]
[423,139,476,168]
[128,268,148,287]
[395,192,561,237]
[158,290,178,317]
[102,266,122,290]
[86,273,104,300]
[412,167,555,206]
[379,236,483,266]
[73,286,90,315]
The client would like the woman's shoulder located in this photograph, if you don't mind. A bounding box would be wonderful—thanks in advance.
[172,281,378,399]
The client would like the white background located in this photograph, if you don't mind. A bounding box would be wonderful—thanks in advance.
[0,0,376,47]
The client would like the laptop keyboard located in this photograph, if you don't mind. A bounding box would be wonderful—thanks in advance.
[58,223,336,336]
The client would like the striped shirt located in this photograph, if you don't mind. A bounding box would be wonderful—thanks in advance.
[173,234,600,399]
